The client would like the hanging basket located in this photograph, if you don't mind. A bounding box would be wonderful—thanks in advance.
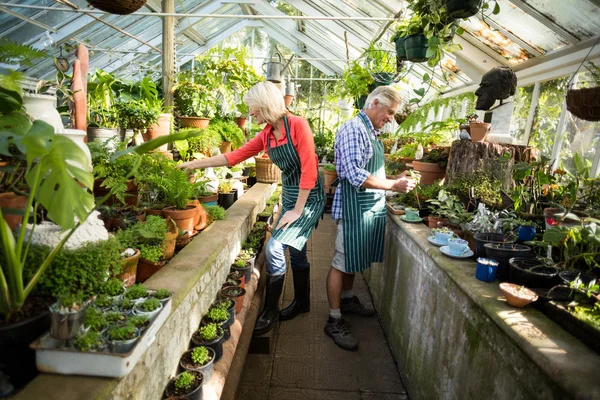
[566,86,600,122]
[255,156,281,183]
[86,0,146,15]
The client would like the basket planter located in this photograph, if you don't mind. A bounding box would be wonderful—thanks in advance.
[178,116,210,128]
[405,33,428,62]
[220,286,246,313]
[117,249,140,287]
[484,243,532,281]
[566,86,600,122]
[469,122,491,142]
[143,113,171,152]
[180,347,216,383]
[499,283,538,308]
[255,156,281,183]
[445,0,483,18]
[136,259,166,283]
[412,161,446,185]
[394,36,407,60]
[0,192,28,231]
[86,0,146,14]
[162,206,198,232]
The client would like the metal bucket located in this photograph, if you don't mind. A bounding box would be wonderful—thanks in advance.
[50,303,88,341]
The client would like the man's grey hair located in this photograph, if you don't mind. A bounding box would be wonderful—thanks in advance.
[364,86,402,110]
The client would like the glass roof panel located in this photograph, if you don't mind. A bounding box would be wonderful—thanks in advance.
[517,0,600,40]
[192,4,242,38]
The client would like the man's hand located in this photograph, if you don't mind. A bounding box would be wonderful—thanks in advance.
[276,210,302,231]
[391,176,417,193]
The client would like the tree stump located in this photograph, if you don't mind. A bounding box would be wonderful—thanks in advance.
[445,140,531,190]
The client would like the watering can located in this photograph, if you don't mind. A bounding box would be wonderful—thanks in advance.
[262,53,294,83]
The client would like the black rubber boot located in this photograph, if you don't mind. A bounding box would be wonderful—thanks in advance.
[253,274,285,336]
[279,267,310,321]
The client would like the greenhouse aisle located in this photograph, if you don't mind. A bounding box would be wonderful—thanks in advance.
[236,217,409,400]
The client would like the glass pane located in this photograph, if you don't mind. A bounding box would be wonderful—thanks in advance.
[511,84,534,143]
[559,117,600,175]
[528,77,569,157]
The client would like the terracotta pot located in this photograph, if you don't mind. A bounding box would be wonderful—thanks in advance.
[143,113,172,151]
[235,117,247,130]
[186,199,207,231]
[136,259,166,283]
[0,192,28,231]
[499,283,538,308]
[323,169,337,191]
[469,122,491,142]
[179,116,210,129]
[427,216,447,229]
[198,194,218,205]
[284,94,294,107]
[162,206,197,232]
[163,219,178,260]
[220,286,246,313]
[117,249,140,287]
[412,161,446,185]
[219,141,232,154]
[146,208,163,216]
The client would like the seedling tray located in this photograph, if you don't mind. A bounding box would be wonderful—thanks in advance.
[386,202,405,215]
[30,299,171,377]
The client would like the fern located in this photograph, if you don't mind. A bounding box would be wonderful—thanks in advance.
[145,167,194,209]
[0,38,47,66]
[399,92,475,134]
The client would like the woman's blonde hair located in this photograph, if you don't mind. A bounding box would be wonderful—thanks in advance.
[243,81,287,126]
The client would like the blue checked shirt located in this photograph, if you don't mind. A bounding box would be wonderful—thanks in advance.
[331,111,381,220]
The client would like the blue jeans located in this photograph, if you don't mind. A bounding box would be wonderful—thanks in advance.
[265,237,309,276]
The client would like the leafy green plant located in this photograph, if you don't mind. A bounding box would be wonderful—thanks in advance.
[116,100,160,135]
[100,278,125,297]
[95,295,115,309]
[107,323,137,342]
[120,298,135,312]
[210,119,246,148]
[144,166,194,209]
[447,171,502,209]
[84,307,108,332]
[213,299,233,311]
[173,81,217,118]
[137,298,161,312]
[207,307,229,322]
[204,205,226,221]
[234,259,248,269]
[105,311,127,324]
[153,288,171,300]
[324,164,336,172]
[0,38,47,67]
[186,127,222,157]
[420,148,449,168]
[124,284,148,301]
[116,216,169,262]
[426,189,472,225]
[236,249,255,261]
[542,224,600,270]
[87,69,121,129]
[219,181,234,194]
[174,371,196,393]
[74,331,104,352]
[199,323,219,341]
[128,315,150,330]
[336,60,374,100]
[190,346,211,366]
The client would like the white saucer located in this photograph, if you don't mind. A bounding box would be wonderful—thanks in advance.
[401,216,423,223]
[427,236,448,247]
[440,245,474,259]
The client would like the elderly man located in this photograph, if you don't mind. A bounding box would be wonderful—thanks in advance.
[325,86,416,351]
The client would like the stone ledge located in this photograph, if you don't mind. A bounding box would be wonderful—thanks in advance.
[363,212,600,400]
[15,183,277,400]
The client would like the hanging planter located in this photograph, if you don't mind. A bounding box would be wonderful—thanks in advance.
[405,34,429,63]
[86,0,147,15]
[445,0,483,18]
[566,87,600,122]
[394,36,408,61]
[178,116,210,129]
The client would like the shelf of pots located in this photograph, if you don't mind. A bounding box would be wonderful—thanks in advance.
[32,284,173,377]
[173,81,217,129]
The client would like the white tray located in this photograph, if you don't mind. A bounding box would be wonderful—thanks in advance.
[30,299,171,378]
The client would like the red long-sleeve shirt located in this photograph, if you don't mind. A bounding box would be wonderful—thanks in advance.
[224,115,319,190]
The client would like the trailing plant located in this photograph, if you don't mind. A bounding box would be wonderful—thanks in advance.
[190,346,211,366]
[204,205,226,221]
[335,60,373,100]
[137,298,160,312]
[107,323,137,342]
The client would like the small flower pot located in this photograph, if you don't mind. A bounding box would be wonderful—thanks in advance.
[219,141,232,154]
[162,206,198,232]
[108,328,140,354]
[220,286,246,314]
[469,122,491,142]
[228,271,246,289]
[180,346,216,383]
[117,248,140,287]
[412,161,446,185]
[136,259,166,283]
[191,328,224,362]
[499,283,538,308]
[484,243,532,281]
[508,258,560,288]
[218,192,236,210]
[50,302,90,341]
[165,371,203,400]
[473,232,516,258]
[213,299,236,326]
[231,261,252,284]
[133,302,163,321]
[202,315,230,341]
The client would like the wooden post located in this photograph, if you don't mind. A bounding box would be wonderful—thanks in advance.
[445,140,532,190]
[162,0,175,108]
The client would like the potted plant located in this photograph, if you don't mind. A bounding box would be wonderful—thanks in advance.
[203,306,231,340]
[236,249,256,272]
[49,293,90,341]
[116,100,160,141]
[336,60,374,110]
[180,346,216,383]
[220,285,246,314]
[127,314,150,333]
[412,148,449,184]
[508,258,560,289]
[146,167,197,231]
[117,248,140,287]
[235,102,249,130]
[99,278,126,301]
[257,204,275,224]
[212,299,236,325]
[173,81,217,128]
[74,330,105,352]
[218,180,236,210]
[123,284,149,303]
[133,298,163,321]
[94,295,116,312]
[152,288,172,304]
[165,371,203,400]
[211,119,246,153]
[323,164,337,191]
[194,180,219,206]
[231,259,252,284]
[484,243,533,281]
[191,323,224,362]
[105,311,127,325]
[107,323,140,354]
[119,298,136,314]
[87,69,121,143]
[83,307,109,334]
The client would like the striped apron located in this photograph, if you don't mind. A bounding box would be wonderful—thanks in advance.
[268,116,326,251]
[341,113,386,273]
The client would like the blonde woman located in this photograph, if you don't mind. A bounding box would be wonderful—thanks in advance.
[179,81,325,335]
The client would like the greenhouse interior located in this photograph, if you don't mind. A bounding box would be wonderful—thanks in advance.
[0,0,599,399]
